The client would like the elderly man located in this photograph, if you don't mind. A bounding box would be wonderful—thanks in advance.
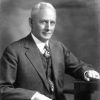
[0,2,100,100]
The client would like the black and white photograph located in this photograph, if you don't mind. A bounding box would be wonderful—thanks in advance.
[0,0,100,100]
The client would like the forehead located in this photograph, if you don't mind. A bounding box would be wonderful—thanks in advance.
[37,8,56,20]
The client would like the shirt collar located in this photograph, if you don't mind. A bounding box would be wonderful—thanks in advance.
[31,33,49,54]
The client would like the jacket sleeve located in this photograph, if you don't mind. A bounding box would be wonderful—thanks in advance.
[0,46,35,100]
[61,43,93,80]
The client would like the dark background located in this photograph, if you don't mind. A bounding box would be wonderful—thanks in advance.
[0,0,100,100]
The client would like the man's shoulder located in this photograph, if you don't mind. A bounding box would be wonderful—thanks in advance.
[9,37,26,47]
[50,38,69,51]
[50,38,65,47]
[6,34,30,50]
[50,38,61,45]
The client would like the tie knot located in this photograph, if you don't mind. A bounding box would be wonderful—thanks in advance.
[44,44,50,58]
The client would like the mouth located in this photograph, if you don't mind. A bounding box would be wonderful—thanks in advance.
[42,32,51,35]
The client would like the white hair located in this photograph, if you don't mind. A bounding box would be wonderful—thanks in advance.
[30,2,56,18]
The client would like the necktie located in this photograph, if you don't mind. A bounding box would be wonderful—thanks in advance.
[44,44,51,58]
[43,44,55,93]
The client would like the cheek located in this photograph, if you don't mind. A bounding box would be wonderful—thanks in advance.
[38,24,45,31]
[51,26,55,31]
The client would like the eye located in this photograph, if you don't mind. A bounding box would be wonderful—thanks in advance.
[39,20,47,24]
[50,21,56,25]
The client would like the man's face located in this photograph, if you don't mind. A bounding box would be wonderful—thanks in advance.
[31,8,56,42]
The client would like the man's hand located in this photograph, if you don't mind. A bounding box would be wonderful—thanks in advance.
[85,70,100,81]
[31,92,52,100]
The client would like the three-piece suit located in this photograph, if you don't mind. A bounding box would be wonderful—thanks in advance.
[0,33,90,100]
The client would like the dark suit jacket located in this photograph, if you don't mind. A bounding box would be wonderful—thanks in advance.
[0,33,91,100]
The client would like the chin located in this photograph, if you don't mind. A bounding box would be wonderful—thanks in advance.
[43,38,50,41]
[42,35,52,40]
[45,37,52,40]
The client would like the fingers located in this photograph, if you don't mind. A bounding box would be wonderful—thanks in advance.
[85,70,100,81]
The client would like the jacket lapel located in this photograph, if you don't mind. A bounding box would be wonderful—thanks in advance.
[24,34,49,91]
[50,40,65,91]
[49,40,59,80]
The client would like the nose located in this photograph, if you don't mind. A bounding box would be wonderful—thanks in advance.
[45,22,50,31]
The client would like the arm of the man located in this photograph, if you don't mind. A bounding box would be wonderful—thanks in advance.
[0,46,34,100]
[0,46,51,100]
[62,43,100,81]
